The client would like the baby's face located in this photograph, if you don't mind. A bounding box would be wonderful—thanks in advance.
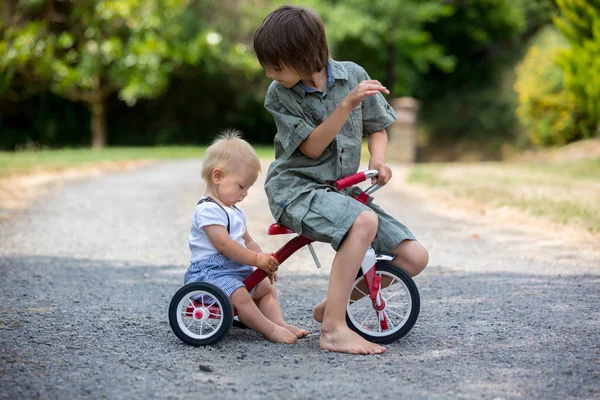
[215,167,258,207]
[264,64,302,89]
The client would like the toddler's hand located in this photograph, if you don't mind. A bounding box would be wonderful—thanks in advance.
[255,252,279,274]
[342,80,389,110]
[267,271,278,285]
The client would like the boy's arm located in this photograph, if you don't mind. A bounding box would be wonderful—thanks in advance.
[204,225,278,272]
[367,129,392,185]
[299,80,390,159]
[299,102,352,159]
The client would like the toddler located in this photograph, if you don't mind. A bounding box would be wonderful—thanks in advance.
[184,129,309,344]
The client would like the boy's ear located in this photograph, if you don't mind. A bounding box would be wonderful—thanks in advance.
[212,168,223,185]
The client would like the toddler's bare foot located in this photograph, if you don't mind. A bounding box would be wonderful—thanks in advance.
[278,322,309,338]
[320,326,386,355]
[313,299,326,323]
[264,325,297,344]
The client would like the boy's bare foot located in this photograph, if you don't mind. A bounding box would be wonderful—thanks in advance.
[264,325,297,344]
[320,326,386,355]
[278,322,309,338]
[313,299,326,323]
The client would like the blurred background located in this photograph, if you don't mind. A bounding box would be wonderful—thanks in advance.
[1,0,598,160]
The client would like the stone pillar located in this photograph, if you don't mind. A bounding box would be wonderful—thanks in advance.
[386,97,420,163]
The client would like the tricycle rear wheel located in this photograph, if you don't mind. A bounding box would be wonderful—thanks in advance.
[169,282,233,346]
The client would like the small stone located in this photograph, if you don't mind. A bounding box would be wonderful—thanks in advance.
[198,364,213,372]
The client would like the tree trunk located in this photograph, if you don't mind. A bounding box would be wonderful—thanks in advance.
[386,42,396,97]
[90,74,106,149]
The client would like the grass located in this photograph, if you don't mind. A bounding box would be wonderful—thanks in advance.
[0,146,275,178]
[408,158,600,233]
[3,144,598,233]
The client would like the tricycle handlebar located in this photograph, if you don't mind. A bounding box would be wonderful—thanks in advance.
[334,169,379,191]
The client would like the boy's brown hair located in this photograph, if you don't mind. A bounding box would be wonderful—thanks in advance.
[253,5,329,78]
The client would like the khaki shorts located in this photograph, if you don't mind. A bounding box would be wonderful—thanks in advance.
[279,189,416,252]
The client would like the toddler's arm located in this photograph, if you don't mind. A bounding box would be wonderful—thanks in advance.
[203,225,279,274]
[299,80,389,159]
[243,231,262,253]
[243,231,278,283]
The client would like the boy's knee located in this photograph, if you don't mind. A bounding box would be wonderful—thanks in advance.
[393,241,428,277]
[407,244,428,276]
[413,247,429,275]
[352,210,378,239]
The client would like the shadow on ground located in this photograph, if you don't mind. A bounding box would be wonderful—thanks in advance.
[1,255,598,399]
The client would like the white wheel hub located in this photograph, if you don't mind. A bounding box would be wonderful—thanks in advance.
[177,290,225,340]
[193,307,210,321]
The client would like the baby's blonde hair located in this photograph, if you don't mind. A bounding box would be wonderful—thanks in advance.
[201,129,261,184]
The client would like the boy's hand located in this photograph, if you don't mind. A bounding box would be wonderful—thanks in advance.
[369,159,392,185]
[255,252,279,274]
[342,80,389,110]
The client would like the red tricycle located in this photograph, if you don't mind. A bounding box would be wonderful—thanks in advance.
[169,169,420,346]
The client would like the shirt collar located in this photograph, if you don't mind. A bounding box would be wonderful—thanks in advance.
[292,59,347,97]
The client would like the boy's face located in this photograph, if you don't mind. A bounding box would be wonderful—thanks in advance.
[212,166,258,207]
[265,65,302,88]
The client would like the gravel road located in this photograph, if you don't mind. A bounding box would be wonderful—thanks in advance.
[1,160,598,399]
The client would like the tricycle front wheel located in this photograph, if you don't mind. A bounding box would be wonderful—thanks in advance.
[346,262,420,344]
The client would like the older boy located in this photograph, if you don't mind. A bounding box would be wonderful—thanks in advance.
[253,5,428,354]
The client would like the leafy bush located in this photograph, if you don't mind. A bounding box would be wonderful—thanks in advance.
[554,0,600,139]
[514,27,576,146]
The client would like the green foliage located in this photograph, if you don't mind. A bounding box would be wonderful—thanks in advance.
[1,1,195,103]
[105,62,275,146]
[0,0,568,154]
[0,0,263,147]
[553,0,600,138]
[519,0,558,32]
[415,0,556,150]
[300,0,456,95]
[0,91,90,149]
[514,27,576,146]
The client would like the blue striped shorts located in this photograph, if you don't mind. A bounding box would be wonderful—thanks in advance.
[184,254,255,297]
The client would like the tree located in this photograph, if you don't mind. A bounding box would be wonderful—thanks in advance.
[410,0,553,151]
[0,0,212,148]
[306,0,455,96]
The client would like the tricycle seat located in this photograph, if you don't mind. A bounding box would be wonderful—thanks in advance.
[268,224,295,235]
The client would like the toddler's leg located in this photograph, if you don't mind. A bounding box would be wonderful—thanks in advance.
[230,287,297,344]
[251,278,309,338]
[319,211,386,355]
